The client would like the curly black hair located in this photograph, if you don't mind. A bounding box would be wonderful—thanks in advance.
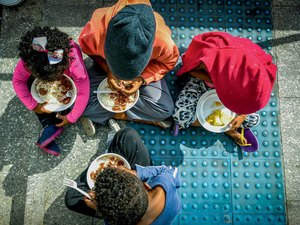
[18,26,71,81]
[95,167,149,225]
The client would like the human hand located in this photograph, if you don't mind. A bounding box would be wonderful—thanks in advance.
[33,103,52,114]
[228,114,247,131]
[55,114,71,127]
[84,191,97,210]
[107,72,123,91]
[121,77,143,95]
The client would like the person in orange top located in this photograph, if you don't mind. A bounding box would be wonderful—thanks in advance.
[79,0,179,133]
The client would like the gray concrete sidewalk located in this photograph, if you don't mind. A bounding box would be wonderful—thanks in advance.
[0,0,299,225]
[272,1,300,224]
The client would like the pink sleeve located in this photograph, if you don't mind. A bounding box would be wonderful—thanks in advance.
[65,41,90,123]
[12,60,38,110]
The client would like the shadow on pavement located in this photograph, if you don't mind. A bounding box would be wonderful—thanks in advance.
[0,96,77,225]
[43,141,107,225]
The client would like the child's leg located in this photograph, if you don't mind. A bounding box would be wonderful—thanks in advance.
[108,127,152,169]
[36,108,71,128]
[125,78,174,121]
[172,77,211,128]
[35,112,61,127]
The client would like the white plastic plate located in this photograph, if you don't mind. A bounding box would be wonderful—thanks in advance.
[86,153,131,189]
[30,74,77,112]
[196,89,236,133]
[97,78,139,113]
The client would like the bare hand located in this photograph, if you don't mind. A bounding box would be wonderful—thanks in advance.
[122,77,143,95]
[107,72,123,91]
[84,191,97,210]
[228,114,247,131]
[33,103,52,114]
[55,114,71,127]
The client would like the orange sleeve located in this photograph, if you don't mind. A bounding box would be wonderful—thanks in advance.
[79,0,149,57]
[78,1,129,70]
[79,0,178,84]
[141,37,179,84]
[79,7,111,57]
[140,13,179,84]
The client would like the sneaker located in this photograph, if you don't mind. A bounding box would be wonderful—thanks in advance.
[37,125,64,147]
[108,119,121,132]
[80,117,95,136]
[36,140,61,156]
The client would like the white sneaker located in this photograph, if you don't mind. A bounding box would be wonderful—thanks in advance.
[79,117,95,136]
[108,119,121,132]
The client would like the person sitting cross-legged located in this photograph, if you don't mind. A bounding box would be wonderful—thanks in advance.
[172,32,277,152]
[12,26,90,155]
[65,127,181,225]
[78,0,179,135]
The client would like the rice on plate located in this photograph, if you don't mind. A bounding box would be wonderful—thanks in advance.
[31,74,77,112]
[97,78,139,113]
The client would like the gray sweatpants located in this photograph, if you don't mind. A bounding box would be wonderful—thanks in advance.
[82,58,174,125]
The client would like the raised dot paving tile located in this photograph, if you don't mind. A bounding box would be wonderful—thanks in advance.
[128,1,286,224]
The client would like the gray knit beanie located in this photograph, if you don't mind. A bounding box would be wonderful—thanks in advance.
[104,4,156,80]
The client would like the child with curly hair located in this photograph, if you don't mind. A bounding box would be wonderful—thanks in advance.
[172,32,277,152]
[65,127,181,225]
[13,26,90,156]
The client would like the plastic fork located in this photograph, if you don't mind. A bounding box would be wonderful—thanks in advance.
[93,90,118,94]
[58,91,73,101]
[63,178,91,199]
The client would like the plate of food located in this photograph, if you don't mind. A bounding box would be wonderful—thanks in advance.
[87,153,131,189]
[97,78,139,113]
[196,89,236,133]
[30,74,77,112]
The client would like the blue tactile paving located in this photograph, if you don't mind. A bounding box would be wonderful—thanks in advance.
[128,1,286,224]
[231,159,285,214]
[224,0,273,50]
[231,93,282,161]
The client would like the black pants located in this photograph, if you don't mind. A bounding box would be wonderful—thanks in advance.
[65,127,152,218]
[36,111,67,127]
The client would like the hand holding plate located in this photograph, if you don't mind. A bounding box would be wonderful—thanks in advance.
[228,114,247,131]
[33,102,52,114]
[55,114,70,127]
